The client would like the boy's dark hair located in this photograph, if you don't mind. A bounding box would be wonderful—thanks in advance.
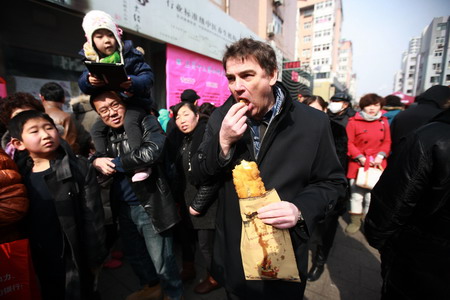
[0,92,45,127]
[222,38,277,77]
[8,110,56,141]
[40,82,65,103]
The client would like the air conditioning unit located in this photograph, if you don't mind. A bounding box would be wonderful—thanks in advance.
[274,0,284,6]
[267,22,275,36]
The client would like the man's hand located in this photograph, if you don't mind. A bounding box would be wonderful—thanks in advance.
[189,206,201,216]
[93,157,117,176]
[257,201,300,229]
[88,73,106,87]
[219,102,250,156]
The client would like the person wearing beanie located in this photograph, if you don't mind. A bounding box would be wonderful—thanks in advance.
[382,95,404,125]
[390,85,450,154]
[78,10,154,183]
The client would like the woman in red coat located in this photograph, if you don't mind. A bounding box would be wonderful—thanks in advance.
[345,94,391,234]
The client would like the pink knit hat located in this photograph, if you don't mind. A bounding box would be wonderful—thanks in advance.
[82,10,123,53]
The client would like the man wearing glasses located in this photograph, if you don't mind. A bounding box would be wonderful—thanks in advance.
[90,91,183,300]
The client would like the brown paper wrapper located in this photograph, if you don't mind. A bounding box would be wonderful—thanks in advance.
[239,189,301,282]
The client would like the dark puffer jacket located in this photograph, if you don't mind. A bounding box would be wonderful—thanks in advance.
[16,143,107,300]
[106,114,180,233]
[365,108,450,299]
[78,40,154,110]
[173,117,218,229]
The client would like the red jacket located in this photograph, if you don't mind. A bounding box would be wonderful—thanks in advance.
[346,112,391,179]
[0,148,28,243]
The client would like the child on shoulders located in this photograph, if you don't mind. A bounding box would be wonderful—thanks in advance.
[78,10,153,182]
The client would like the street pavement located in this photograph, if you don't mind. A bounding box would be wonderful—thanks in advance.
[98,215,382,300]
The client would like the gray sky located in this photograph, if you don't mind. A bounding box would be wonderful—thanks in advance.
[341,0,450,99]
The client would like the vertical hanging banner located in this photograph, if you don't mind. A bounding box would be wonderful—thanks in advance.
[166,44,230,109]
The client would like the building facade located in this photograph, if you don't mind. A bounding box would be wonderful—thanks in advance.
[394,16,450,96]
[337,39,355,99]
[0,0,313,109]
[297,0,349,100]
[416,16,450,94]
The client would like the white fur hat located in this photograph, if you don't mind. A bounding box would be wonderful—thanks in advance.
[82,10,123,53]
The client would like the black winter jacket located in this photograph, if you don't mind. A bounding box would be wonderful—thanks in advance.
[173,117,218,229]
[191,82,347,299]
[17,143,107,300]
[105,114,180,233]
[365,108,450,299]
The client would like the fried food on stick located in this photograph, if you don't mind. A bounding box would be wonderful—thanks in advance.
[232,160,266,198]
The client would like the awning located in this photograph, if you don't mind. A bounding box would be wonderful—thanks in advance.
[392,91,415,106]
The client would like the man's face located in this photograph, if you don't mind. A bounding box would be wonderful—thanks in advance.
[13,117,60,158]
[225,56,278,120]
[92,29,118,57]
[93,92,126,128]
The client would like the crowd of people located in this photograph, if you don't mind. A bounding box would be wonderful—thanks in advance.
[0,9,449,300]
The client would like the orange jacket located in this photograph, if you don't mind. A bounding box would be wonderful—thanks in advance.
[0,148,28,243]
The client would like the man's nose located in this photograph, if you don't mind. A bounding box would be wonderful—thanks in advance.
[234,78,245,91]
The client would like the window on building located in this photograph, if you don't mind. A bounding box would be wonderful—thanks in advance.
[315,3,323,9]
[321,58,329,64]
[315,31,322,38]
[304,21,311,29]
[315,15,331,24]
[435,50,443,57]
[314,45,321,51]
[430,76,439,83]
[409,65,415,70]
[436,36,445,44]
[407,89,412,94]
[315,72,329,79]
[323,43,330,50]
[272,13,283,35]
[303,8,314,17]
[446,74,450,82]
[408,73,414,78]
[302,49,311,57]
[324,29,331,36]
[304,35,311,42]
[432,63,441,71]
[437,22,447,31]
[325,1,333,7]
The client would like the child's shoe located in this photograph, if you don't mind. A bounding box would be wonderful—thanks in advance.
[131,168,152,182]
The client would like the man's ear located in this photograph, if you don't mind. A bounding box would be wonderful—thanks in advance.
[10,138,26,151]
[269,70,279,86]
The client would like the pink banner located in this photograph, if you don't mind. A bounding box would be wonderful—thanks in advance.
[166,44,230,109]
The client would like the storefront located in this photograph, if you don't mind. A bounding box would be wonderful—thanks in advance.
[0,0,258,110]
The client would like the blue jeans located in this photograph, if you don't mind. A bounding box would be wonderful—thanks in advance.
[118,202,183,299]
